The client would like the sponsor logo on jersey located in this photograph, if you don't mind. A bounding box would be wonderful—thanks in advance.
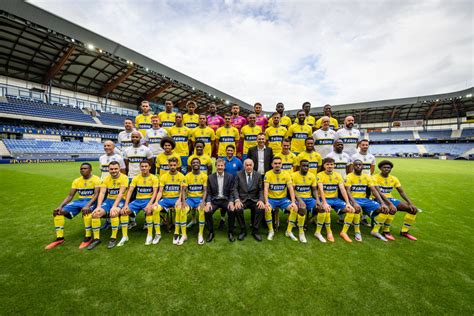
[244,135,258,141]
[270,184,286,191]
[322,184,338,192]
[269,135,284,142]
[196,136,210,143]
[107,188,120,196]
[220,136,235,143]
[295,185,311,193]
[164,184,180,192]
[185,122,198,129]
[316,139,334,145]
[139,123,152,130]
[162,121,175,128]
[172,135,188,142]
[350,185,367,192]
[78,188,94,196]
[293,132,308,139]
[137,187,153,194]
[188,184,204,192]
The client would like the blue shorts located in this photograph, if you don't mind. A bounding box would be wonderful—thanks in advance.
[180,156,188,174]
[63,198,95,218]
[100,199,125,215]
[158,197,179,211]
[388,198,401,207]
[326,198,346,213]
[128,198,151,215]
[268,198,292,211]
[355,198,380,217]
[297,198,316,212]
[186,197,202,209]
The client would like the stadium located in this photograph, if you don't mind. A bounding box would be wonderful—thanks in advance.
[0,1,473,315]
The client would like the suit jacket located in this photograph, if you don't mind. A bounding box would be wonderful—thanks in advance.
[247,146,273,174]
[206,172,234,203]
[233,170,264,203]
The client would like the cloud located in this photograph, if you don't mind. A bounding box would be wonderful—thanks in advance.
[29,0,473,110]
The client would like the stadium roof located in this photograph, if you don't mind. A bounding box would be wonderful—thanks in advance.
[286,87,474,124]
[0,0,253,114]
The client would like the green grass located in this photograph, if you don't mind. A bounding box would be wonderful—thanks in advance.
[0,159,473,314]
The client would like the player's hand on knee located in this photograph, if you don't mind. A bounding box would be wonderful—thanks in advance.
[257,200,265,209]
[323,203,331,213]
[110,209,119,218]
[409,204,417,214]
[265,202,272,212]
[228,202,234,211]
[354,204,362,213]
[380,204,389,214]
[205,202,212,212]
[298,208,306,217]
[346,205,355,213]
[81,207,91,215]
[389,203,397,213]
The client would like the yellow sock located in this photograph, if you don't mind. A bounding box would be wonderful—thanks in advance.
[146,215,153,237]
[83,213,92,237]
[325,212,332,234]
[153,210,161,235]
[287,211,297,233]
[371,213,387,234]
[316,213,325,234]
[121,215,129,238]
[342,213,355,234]
[401,213,416,232]
[265,211,273,232]
[111,217,119,239]
[174,209,181,235]
[181,207,189,237]
[297,214,306,234]
[54,215,65,238]
[383,214,395,233]
[91,217,101,239]
[353,213,361,233]
[198,209,205,236]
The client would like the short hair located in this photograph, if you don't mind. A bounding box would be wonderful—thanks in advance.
[257,132,266,137]
[81,162,92,169]
[271,112,280,117]
[124,118,133,123]
[378,160,393,169]
[191,157,201,164]
[254,102,262,107]
[139,160,150,166]
[297,109,305,115]
[305,137,314,144]
[302,102,311,107]
[216,158,225,165]
[194,140,205,147]
[165,100,173,104]
[199,113,207,119]
[168,157,179,164]
[226,144,235,151]
[299,159,309,165]
[359,139,369,144]
[160,136,176,149]
[224,112,231,117]
[322,157,335,165]
[272,156,282,163]
[108,161,120,167]
[186,100,196,107]
[151,114,159,119]
[282,138,291,143]
[141,100,150,105]
[352,159,363,165]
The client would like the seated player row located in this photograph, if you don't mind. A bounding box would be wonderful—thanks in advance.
[45,154,418,250]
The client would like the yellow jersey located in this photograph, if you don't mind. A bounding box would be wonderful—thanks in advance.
[372,174,401,198]
[216,126,240,157]
[268,115,292,129]
[295,151,322,175]
[160,171,186,198]
[156,152,182,176]
[187,154,212,172]
[191,126,215,156]
[315,116,339,130]
[185,172,208,198]
[265,126,287,154]
[317,171,343,198]
[264,170,292,199]
[71,175,101,199]
[101,173,129,200]
[135,114,153,136]
[168,125,191,156]
[276,151,297,172]
[158,111,176,130]
[345,172,373,199]
[241,125,262,154]
[286,123,312,153]
[291,171,316,199]
[130,174,159,199]
[183,113,199,130]
[304,115,316,128]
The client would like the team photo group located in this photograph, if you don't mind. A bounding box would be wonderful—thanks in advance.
[45,100,419,250]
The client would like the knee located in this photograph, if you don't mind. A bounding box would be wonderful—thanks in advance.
[298,208,306,216]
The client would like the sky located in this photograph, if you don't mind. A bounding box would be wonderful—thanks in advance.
[30,0,473,110]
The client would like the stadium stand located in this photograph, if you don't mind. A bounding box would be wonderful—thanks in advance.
[95,111,130,127]
[0,124,117,139]
[2,96,96,124]
[418,130,452,140]
[461,129,474,138]
[369,131,414,141]
[3,139,103,159]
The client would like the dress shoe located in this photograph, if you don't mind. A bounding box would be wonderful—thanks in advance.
[238,232,247,241]
[252,232,262,241]
[206,232,215,242]
[228,233,236,242]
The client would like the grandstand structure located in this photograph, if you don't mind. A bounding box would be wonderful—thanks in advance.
[0,0,473,161]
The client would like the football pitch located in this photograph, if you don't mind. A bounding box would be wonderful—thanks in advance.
[0,158,473,314]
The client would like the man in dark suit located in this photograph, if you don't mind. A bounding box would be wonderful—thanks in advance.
[247,133,273,175]
[233,159,266,241]
[205,158,236,242]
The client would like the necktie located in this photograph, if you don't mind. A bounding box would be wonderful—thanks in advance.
[247,173,252,187]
